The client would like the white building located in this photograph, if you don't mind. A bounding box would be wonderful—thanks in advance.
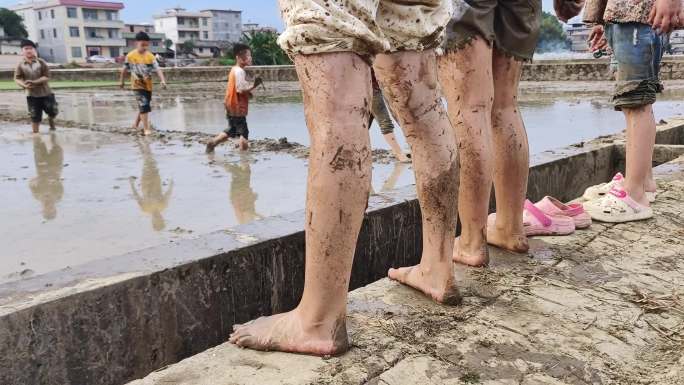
[11,0,126,63]
[154,8,215,57]
[565,23,591,53]
[200,9,242,43]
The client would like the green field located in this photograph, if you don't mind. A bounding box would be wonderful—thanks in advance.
[0,80,120,91]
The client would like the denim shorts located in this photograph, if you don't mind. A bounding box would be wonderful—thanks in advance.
[606,22,666,110]
[134,90,152,114]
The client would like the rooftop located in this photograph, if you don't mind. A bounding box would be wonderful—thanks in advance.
[35,0,124,10]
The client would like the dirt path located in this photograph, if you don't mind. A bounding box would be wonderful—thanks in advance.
[129,156,684,385]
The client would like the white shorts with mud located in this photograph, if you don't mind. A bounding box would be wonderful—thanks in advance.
[277,0,454,58]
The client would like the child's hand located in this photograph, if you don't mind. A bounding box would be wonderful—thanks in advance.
[161,80,167,90]
[588,25,608,52]
[649,0,681,34]
[254,77,264,87]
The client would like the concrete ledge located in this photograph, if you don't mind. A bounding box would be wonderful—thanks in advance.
[128,156,684,385]
[1,120,684,385]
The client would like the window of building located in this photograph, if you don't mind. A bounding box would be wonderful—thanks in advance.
[203,31,208,39]
[71,46,82,58]
[202,18,207,26]
[40,29,45,39]
[106,11,116,21]
[51,9,55,18]
[129,25,134,32]
[83,9,98,20]
[67,7,77,18]
[145,27,151,32]
[38,11,42,21]
[110,47,119,57]
[108,29,118,38]
[198,47,203,53]
[152,41,159,47]
[53,29,57,38]
[69,27,80,37]
[178,17,185,25]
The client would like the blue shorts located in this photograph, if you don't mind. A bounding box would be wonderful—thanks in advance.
[134,90,152,114]
[606,22,666,110]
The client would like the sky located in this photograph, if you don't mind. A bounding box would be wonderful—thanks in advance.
[0,0,563,30]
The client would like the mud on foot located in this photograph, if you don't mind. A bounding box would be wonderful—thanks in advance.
[453,237,490,267]
[229,309,349,357]
[388,265,462,305]
[487,225,529,253]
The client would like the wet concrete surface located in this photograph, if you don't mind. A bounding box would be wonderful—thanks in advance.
[128,156,684,385]
[0,123,414,283]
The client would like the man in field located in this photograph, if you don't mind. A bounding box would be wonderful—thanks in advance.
[14,39,58,133]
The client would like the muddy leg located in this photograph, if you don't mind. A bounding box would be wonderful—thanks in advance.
[133,113,141,130]
[623,105,656,206]
[375,49,461,305]
[230,52,372,356]
[489,49,529,253]
[206,132,229,153]
[141,112,151,136]
[31,121,40,134]
[437,37,493,266]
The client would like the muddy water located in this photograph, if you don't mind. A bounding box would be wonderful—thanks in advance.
[0,123,414,283]
[2,82,683,153]
[1,81,683,284]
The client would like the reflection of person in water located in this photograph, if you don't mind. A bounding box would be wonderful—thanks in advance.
[224,155,261,225]
[129,139,173,231]
[29,133,63,220]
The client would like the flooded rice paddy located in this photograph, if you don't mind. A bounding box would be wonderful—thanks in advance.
[1,81,683,283]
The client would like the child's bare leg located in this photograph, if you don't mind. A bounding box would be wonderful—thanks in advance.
[488,49,529,253]
[375,49,461,304]
[31,122,40,134]
[141,113,151,135]
[133,113,141,130]
[623,105,656,206]
[239,136,249,151]
[206,132,229,153]
[230,52,372,356]
[437,37,493,266]
[48,116,56,131]
[383,132,410,162]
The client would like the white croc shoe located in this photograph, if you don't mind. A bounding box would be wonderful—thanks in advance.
[584,188,653,223]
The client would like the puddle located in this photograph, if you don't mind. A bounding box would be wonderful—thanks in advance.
[0,124,414,283]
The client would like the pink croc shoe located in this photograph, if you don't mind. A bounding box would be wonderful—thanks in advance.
[522,200,575,236]
[534,196,592,229]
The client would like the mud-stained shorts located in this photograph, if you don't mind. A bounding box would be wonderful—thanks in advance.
[276,0,453,58]
[134,90,152,114]
[444,0,542,61]
[606,22,665,111]
[225,116,249,140]
[27,94,59,123]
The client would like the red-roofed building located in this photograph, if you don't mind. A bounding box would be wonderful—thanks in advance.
[11,0,126,63]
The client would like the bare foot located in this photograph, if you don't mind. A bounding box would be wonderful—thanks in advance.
[487,225,529,253]
[205,142,216,154]
[453,237,489,267]
[388,264,461,305]
[239,138,249,151]
[143,130,152,136]
[229,309,349,356]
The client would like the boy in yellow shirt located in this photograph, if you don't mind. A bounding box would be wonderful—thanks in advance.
[119,32,166,136]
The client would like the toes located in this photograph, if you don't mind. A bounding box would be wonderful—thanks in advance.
[388,266,414,282]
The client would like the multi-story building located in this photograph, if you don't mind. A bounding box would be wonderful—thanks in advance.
[11,0,126,63]
[565,23,591,53]
[154,8,214,56]
[123,23,166,55]
[200,9,242,43]
[242,22,278,35]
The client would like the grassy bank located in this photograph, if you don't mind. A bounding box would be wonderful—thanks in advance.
[0,80,120,91]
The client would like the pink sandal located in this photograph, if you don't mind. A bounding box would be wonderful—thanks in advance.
[522,200,575,236]
[534,196,592,229]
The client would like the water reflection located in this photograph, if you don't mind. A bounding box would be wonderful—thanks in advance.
[224,154,261,224]
[129,139,174,231]
[30,134,64,220]
[381,162,409,192]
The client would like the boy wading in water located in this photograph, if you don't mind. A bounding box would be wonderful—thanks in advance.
[583,0,682,223]
[206,44,262,153]
[14,39,58,133]
[229,0,460,356]
[119,32,167,136]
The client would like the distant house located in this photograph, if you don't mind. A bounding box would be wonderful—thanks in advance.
[0,23,23,55]
[201,9,242,43]
[123,24,166,55]
[154,7,219,57]
[242,22,277,35]
[565,23,591,53]
[11,0,127,63]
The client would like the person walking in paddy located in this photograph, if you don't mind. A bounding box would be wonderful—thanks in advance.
[206,44,263,153]
[119,32,167,136]
[14,39,58,134]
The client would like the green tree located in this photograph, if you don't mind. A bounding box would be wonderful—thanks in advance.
[179,40,195,56]
[164,38,173,50]
[241,31,291,65]
[0,8,28,38]
[537,12,571,52]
